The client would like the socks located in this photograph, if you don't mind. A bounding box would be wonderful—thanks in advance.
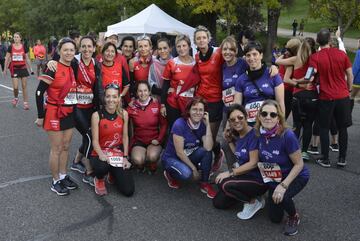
[59,173,67,180]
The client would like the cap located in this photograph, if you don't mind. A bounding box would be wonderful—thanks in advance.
[104,30,118,39]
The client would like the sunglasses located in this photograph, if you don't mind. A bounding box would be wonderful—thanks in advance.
[229,115,245,123]
[260,111,278,118]
[137,35,151,41]
[105,83,120,90]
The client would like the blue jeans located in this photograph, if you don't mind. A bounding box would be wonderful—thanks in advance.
[162,147,212,182]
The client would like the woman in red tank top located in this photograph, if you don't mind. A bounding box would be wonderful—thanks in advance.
[35,38,78,196]
[3,32,33,109]
[129,36,152,96]
[90,84,134,196]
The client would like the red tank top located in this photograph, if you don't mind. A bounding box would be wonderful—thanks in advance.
[101,61,124,90]
[10,44,26,67]
[91,111,124,156]
[292,62,316,94]
[133,60,150,81]
[195,48,224,102]
[76,59,96,109]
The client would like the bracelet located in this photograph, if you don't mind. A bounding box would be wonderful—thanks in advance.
[229,169,235,177]
[123,156,128,159]
[280,182,288,190]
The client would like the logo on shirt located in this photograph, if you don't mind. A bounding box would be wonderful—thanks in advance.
[232,74,238,78]
[262,150,273,160]
[134,66,140,71]
[272,150,279,155]
[151,108,158,113]
[113,122,122,129]
[175,67,181,73]
[262,83,269,88]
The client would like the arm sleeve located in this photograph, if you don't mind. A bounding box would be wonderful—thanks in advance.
[161,80,170,104]
[7,45,12,53]
[122,66,130,87]
[35,81,49,118]
[151,85,162,95]
[94,62,103,110]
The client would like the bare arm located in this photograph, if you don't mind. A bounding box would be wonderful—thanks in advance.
[3,53,10,75]
[283,66,297,86]
[274,83,285,115]
[91,112,107,161]
[275,55,296,66]
[234,91,243,105]
[345,67,354,90]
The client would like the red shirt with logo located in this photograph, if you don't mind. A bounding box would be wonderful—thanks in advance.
[127,98,167,145]
[76,59,96,109]
[162,57,196,110]
[33,45,46,59]
[133,60,151,81]
[195,48,224,102]
[309,47,351,100]
[8,44,27,68]
[101,61,129,91]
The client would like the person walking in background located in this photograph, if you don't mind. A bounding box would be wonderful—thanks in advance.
[33,39,47,77]
[292,19,298,37]
[0,38,7,73]
[298,19,305,36]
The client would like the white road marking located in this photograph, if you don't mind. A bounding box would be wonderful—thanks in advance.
[0,84,23,93]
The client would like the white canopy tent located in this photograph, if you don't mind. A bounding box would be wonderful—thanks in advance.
[107,4,196,52]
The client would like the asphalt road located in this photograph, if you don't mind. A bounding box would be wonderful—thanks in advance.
[0,69,360,241]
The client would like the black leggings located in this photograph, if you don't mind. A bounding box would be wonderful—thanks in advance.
[284,88,293,120]
[90,156,135,197]
[268,176,308,223]
[74,107,93,156]
[213,175,268,209]
[312,117,338,136]
[166,103,181,131]
[292,95,318,152]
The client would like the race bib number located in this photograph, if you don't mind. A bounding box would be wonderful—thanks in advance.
[257,162,282,183]
[245,101,264,123]
[64,91,77,105]
[77,85,93,104]
[184,146,199,156]
[222,87,235,106]
[179,87,195,98]
[102,148,123,167]
[12,54,23,62]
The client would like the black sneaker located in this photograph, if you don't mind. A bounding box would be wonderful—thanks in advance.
[337,157,347,167]
[51,180,70,196]
[70,161,86,174]
[316,158,331,168]
[61,175,79,190]
[82,173,95,186]
[284,213,300,236]
[307,145,319,154]
[329,143,339,152]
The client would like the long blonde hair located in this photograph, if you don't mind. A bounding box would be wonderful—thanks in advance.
[297,40,312,65]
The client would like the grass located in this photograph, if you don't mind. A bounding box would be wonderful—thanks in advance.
[262,0,360,39]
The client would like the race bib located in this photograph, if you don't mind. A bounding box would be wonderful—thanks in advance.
[179,87,195,98]
[184,146,199,156]
[77,85,93,104]
[64,88,77,105]
[102,148,123,167]
[245,100,264,123]
[257,162,282,183]
[12,54,23,62]
[222,87,235,106]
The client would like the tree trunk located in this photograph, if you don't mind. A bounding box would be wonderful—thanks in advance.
[204,12,217,45]
[265,7,281,64]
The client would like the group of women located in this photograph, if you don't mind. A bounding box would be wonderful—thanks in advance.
[33,25,310,236]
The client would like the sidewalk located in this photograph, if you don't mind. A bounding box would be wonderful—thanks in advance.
[278,28,359,51]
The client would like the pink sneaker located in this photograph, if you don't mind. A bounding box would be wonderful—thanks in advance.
[12,98,19,107]
[200,182,217,199]
[163,170,180,189]
[23,102,30,110]
[94,177,107,196]
[211,149,224,173]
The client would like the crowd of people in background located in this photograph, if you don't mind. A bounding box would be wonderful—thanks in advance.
[1,24,359,237]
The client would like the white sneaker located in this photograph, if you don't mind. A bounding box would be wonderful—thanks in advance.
[237,199,263,220]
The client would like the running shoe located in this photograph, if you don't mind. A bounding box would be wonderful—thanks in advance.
[94,177,107,196]
[147,162,157,175]
[237,198,263,220]
[82,173,95,186]
[163,170,180,189]
[337,157,347,167]
[316,158,331,168]
[301,152,310,161]
[307,145,319,154]
[70,161,86,174]
[12,98,19,107]
[106,173,115,185]
[211,149,224,173]
[284,213,300,236]
[23,102,29,110]
[200,182,217,199]
[329,143,339,152]
[51,180,69,196]
[61,175,79,190]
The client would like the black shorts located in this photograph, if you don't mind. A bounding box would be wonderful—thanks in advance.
[11,68,29,78]
[207,101,223,123]
[318,97,352,129]
[132,140,149,149]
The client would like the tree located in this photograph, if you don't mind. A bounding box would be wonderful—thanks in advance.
[309,0,360,38]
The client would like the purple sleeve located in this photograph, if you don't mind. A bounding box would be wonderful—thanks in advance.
[235,74,245,92]
[272,73,283,87]
[284,129,300,155]
[247,131,259,151]
[171,118,185,137]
